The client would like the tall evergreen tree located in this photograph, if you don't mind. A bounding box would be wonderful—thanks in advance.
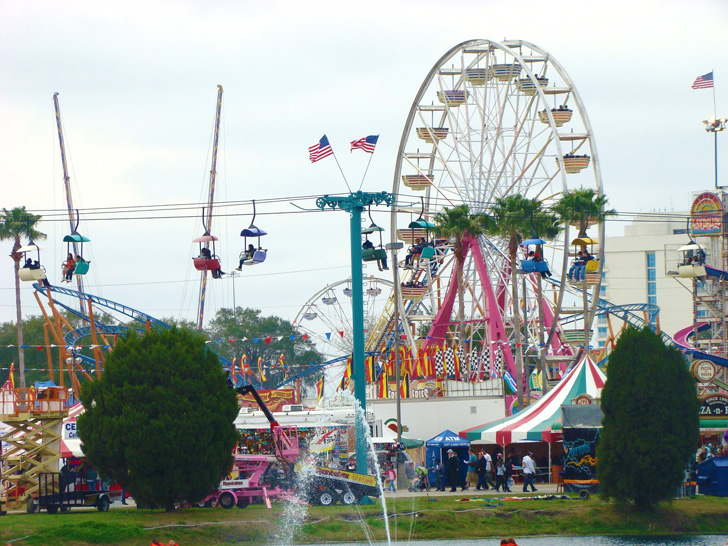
[78,327,239,511]
[598,326,699,509]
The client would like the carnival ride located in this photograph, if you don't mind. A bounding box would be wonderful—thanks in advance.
[670,224,728,392]
[356,39,607,390]
[294,276,394,362]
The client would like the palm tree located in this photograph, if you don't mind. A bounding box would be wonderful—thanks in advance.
[489,195,560,409]
[551,187,615,239]
[432,205,492,346]
[0,207,46,388]
[551,188,616,367]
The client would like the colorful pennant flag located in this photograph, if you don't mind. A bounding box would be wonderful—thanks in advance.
[257,357,267,382]
[400,373,410,399]
[1,362,15,390]
[316,377,324,401]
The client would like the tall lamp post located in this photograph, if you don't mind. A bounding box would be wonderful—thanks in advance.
[316,191,395,474]
[703,116,727,189]
[386,241,405,486]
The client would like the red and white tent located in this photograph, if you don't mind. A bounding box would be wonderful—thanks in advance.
[60,402,85,458]
[460,356,606,445]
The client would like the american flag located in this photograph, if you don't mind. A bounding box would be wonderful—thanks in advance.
[350,135,379,153]
[309,135,334,162]
[692,72,714,89]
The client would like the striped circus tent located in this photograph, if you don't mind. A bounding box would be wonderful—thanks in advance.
[460,356,606,445]
[60,402,86,458]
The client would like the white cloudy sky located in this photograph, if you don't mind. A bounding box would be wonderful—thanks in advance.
[1,0,727,330]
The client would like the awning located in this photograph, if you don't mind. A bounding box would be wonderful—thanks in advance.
[461,355,606,444]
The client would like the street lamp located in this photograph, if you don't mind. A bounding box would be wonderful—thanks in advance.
[386,241,405,488]
[703,116,727,189]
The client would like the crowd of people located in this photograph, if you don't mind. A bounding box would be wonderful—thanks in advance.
[416,448,545,494]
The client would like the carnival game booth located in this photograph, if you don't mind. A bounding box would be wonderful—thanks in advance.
[425,429,470,486]
[460,356,606,482]
[561,404,603,494]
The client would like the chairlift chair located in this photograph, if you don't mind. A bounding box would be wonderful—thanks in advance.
[18,242,48,282]
[518,238,550,274]
[192,233,222,272]
[569,235,600,285]
[362,207,387,264]
[239,201,268,266]
[677,242,707,278]
[63,211,91,276]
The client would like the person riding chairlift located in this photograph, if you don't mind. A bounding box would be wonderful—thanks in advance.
[363,238,388,271]
[198,246,225,279]
[236,244,256,270]
[62,253,75,282]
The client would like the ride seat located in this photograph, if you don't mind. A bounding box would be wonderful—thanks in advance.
[74,261,90,275]
[420,247,436,260]
[19,267,47,282]
[362,248,386,262]
[585,259,598,273]
[520,260,549,273]
[242,250,267,266]
[193,257,222,271]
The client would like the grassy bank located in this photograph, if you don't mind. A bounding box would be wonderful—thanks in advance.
[2,494,728,546]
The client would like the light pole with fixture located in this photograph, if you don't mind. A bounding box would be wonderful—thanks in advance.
[703,116,726,189]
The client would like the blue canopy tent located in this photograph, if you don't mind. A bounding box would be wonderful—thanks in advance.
[425,429,470,486]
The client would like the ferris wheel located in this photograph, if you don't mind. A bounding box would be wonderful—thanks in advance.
[368,39,605,375]
[294,276,394,362]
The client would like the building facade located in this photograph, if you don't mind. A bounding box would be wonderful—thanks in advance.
[599,214,693,346]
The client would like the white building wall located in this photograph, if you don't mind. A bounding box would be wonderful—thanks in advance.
[370,396,505,441]
[601,215,693,344]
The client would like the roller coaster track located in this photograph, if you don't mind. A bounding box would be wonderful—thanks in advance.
[543,278,674,346]
[34,283,259,386]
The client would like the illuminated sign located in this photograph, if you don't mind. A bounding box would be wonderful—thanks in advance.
[691,192,723,236]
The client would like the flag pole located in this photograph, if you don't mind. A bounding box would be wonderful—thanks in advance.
[330,149,352,193]
[713,69,717,119]
[358,153,375,192]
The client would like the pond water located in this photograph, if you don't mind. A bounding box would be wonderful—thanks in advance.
[315,537,728,546]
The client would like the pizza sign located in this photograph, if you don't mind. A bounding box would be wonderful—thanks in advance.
[691,359,716,383]
[700,393,728,418]
[691,192,724,236]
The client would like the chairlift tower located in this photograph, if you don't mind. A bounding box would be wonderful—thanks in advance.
[316,190,395,475]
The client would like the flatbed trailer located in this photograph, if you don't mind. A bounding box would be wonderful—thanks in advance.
[27,472,114,514]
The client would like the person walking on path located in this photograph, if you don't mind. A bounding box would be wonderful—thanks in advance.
[465,448,478,489]
[446,449,465,492]
[521,451,538,492]
[494,454,509,492]
[476,451,489,490]
[432,458,445,491]
[385,466,397,492]
[484,451,496,489]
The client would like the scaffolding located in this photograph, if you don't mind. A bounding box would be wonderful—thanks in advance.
[1,387,69,511]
